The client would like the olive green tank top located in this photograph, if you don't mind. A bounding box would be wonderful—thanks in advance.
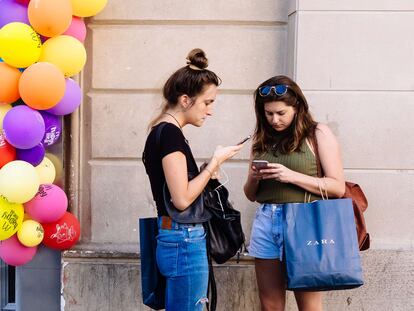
[254,139,322,203]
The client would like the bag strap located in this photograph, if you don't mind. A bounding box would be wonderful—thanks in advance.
[309,125,323,178]
[156,122,200,175]
[155,122,167,151]
[307,125,330,200]
[204,224,217,311]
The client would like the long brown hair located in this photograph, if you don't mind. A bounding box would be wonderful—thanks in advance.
[252,75,317,155]
[148,49,221,129]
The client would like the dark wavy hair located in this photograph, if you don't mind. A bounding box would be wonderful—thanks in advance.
[148,49,221,129]
[252,75,317,155]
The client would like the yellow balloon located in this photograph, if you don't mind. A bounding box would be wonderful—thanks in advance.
[0,22,42,68]
[36,156,56,184]
[39,35,86,77]
[17,219,44,247]
[0,161,40,203]
[71,0,108,17]
[0,196,24,240]
[0,104,12,130]
[45,153,63,184]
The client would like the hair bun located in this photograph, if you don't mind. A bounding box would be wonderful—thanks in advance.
[186,48,208,69]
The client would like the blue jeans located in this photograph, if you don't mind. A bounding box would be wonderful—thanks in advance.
[156,218,209,311]
[248,204,284,260]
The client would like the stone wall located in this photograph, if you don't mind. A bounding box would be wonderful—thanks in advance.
[62,1,414,310]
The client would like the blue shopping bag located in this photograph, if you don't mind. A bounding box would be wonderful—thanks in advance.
[139,217,165,309]
[283,198,364,291]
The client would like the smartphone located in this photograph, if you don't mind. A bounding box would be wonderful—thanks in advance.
[236,135,252,145]
[252,160,269,170]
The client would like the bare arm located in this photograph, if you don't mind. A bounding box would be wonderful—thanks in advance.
[312,123,345,197]
[243,151,261,202]
[261,124,345,198]
[163,144,243,210]
[162,151,212,210]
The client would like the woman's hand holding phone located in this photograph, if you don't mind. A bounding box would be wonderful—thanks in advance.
[213,144,244,165]
[205,143,243,178]
[204,136,251,179]
[250,160,270,181]
[258,163,296,183]
[252,160,269,170]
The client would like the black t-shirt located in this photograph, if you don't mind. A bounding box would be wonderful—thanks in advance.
[143,122,198,216]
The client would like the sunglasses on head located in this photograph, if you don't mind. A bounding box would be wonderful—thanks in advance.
[258,84,290,97]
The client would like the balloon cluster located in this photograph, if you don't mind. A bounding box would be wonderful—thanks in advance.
[0,0,107,266]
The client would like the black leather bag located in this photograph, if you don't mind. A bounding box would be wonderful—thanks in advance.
[204,178,245,264]
[163,171,212,223]
[156,123,211,223]
[156,122,244,262]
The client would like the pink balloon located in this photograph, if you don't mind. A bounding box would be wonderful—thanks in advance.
[63,16,86,42]
[0,235,37,266]
[24,184,68,223]
[45,78,81,116]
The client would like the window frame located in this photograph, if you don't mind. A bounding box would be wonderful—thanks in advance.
[0,261,16,311]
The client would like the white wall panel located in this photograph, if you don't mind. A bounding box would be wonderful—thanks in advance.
[91,25,286,90]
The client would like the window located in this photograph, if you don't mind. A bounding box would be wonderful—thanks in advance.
[0,261,16,311]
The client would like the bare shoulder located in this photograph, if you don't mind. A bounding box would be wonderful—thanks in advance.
[315,123,335,138]
[315,123,333,134]
[315,123,339,146]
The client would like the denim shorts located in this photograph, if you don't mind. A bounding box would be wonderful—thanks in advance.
[156,218,209,311]
[248,204,284,260]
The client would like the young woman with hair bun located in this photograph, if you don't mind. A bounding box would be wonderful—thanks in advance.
[143,48,244,311]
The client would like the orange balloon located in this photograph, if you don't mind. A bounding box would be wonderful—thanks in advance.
[0,62,22,104]
[28,0,72,37]
[18,62,66,110]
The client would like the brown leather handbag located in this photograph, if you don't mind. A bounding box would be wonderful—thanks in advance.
[310,130,370,251]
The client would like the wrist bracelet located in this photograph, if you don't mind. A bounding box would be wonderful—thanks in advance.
[204,167,213,177]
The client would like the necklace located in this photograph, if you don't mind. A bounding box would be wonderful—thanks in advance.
[164,112,182,129]
[163,112,189,145]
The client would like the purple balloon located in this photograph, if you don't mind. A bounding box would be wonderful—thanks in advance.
[0,0,30,28]
[2,105,45,149]
[16,143,45,166]
[39,111,62,146]
[46,78,81,116]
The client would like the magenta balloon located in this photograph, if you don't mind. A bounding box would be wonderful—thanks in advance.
[46,78,81,116]
[63,16,86,42]
[2,105,45,149]
[24,184,68,223]
[0,235,37,266]
[39,111,62,146]
[0,0,30,28]
[16,143,45,166]
[15,0,30,5]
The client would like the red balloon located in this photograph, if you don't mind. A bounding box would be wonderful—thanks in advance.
[42,212,80,250]
[0,133,16,168]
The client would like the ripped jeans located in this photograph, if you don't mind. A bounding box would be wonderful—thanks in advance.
[156,219,209,311]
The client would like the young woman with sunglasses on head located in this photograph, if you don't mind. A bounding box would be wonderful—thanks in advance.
[143,48,244,311]
[244,75,345,311]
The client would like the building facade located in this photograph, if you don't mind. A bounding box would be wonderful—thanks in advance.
[2,1,414,310]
